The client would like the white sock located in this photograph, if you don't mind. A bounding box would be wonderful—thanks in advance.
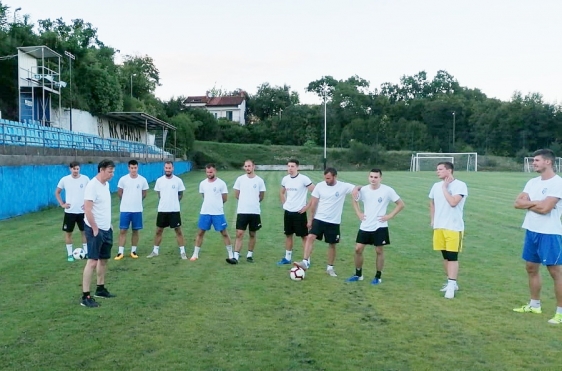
[193,246,200,257]
[530,299,541,308]
[327,264,334,270]
[247,251,253,258]
[131,246,137,253]
[66,244,73,255]
[226,245,233,259]
[82,243,88,254]
[234,251,240,260]
[557,306,562,314]
[179,246,186,254]
[303,259,310,268]
[118,246,125,255]
[285,250,292,261]
[153,246,159,254]
[447,279,457,286]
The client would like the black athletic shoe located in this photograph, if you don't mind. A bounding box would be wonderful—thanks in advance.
[226,258,238,265]
[81,296,100,308]
[94,288,116,298]
[246,256,254,263]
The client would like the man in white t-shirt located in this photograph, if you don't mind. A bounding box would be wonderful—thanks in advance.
[278,159,315,266]
[429,161,468,299]
[55,161,90,261]
[513,149,562,325]
[191,163,233,261]
[226,159,266,264]
[81,159,115,308]
[114,160,149,260]
[346,169,405,284]
[294,167,360,277]
[147,161,187,259]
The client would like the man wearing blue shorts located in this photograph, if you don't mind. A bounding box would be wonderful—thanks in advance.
[191,164,233,261]
[114,160,149,260]
[514,149,562,324]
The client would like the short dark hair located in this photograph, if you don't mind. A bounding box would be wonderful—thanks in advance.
[288,159,300,166]
[164,161,174,166]
[128,159,138,167]
[98,159,115,172]
[533,149,556,165]
[324,167,337,176]
[370,168,382,176]
[69,161,80,168]
[437,161,454,172]
[206,163,216,169]
[244,159,255,165]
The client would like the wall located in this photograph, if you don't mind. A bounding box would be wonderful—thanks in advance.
[0,160,191,220]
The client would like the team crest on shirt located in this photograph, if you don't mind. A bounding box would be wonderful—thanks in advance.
[378,197,383,203]
[80,184,83,188]
[335,192,340,197]
[137,184,140,189]
[542,188,547,194]
[253,184,257,188]
[213,187,217,192]
[172,185,176,189]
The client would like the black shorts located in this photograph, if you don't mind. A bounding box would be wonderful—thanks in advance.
[284,210,308,237]
[85,225,113,260]
[309,219,340,244]
[356,228,390,246]
[156,212,182,229]
[236,214,262,232]
[62,213,85,233]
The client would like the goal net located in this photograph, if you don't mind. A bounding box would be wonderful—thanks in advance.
[524,157,562,172]
[410,152,478,172]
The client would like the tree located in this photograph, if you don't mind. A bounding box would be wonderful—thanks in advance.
[247,83,300,121]
[119,54,160,98]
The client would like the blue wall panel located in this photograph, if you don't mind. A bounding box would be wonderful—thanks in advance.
[0,161,191,220]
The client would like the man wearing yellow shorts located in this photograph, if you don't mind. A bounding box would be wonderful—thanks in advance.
[429,162,468,299]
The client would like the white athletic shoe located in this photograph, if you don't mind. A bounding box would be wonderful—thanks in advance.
[444,284,456,299]
[326,268,338,277]
[440,282,459,292]
[146,252,158,258]
[180,253,188,260]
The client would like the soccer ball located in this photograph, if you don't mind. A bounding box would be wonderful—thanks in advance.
[289,267,306,281]
[73,248,86,260]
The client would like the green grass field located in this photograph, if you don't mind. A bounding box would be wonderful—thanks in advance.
[1,170,561,370]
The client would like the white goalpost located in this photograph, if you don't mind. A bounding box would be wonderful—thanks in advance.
[410,152,478,172]
[524,157,562,172]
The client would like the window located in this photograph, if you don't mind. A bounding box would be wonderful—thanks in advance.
[226,111,233,121]
[213,112,218,118]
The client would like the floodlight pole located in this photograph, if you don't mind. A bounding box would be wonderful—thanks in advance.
[13,7,21,24]
[321,80,329,170]
[130,73,137,98]
[452,111,456,151]
[65,51,75,131]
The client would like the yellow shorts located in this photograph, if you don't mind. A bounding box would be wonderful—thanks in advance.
[433,229,464,252]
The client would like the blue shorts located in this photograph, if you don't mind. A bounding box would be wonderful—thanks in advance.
[198,214,227,231]
[522,230,562,266]
[119,212,143,230]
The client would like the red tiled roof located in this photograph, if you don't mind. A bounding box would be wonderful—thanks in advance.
[207,96,245,107]
[184,96,209,104]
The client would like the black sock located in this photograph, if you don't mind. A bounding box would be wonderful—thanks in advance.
[355,268,362,277]
[375,271,382,279]
[82,291,90,299]
[96,284,104,291]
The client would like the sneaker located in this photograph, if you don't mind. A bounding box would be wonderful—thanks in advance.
[326,268,338,277]
[114,253,124,260]
[147,252,158,258]
[277,258,292,266]
[513,304,542,314]
[226,258,238,265]
[345,275,364,282]
[371,278,382,285]
[247,256,254,263]
[548,313,562,324]
[67,255,74,262]
[440,283,459,292]
[293,261,309,271]
[190,256,198,261]
[130,252,139,259]
[94,288,116,298]
[181,253,188,260]
[80,296,99,308]
[444,285,455,299]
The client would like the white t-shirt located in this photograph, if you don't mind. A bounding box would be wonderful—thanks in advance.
[358,184,401,232]
[429,179,468,232]
[84,177,112,231]
[281,173,313,212]
[199,178,228,215]
[57,174,90,214]
[312,180,355,224]
[522,175,562,235]
[118,174,149,212]
[154,175,186,212]
[233,174,266,214]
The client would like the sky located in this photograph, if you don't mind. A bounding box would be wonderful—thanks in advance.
[7,0,562,104]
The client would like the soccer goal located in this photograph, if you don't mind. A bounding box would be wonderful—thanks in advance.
[523,157,562,172]
[410,152,478,172]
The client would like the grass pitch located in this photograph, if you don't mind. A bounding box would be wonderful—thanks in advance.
[1,170,561,370]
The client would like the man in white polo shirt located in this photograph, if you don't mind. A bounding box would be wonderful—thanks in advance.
[191,163,233,261]
[226,159,266,264]
[114,159,149,260]
[81,159,115,308]
[147,161,187,259]
[429,161,468,299]
[294,167,360,277]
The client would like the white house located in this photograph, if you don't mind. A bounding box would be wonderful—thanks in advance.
[184,93,246,125]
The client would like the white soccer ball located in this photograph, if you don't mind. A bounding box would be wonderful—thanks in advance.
[289,267,306,281]
[72,248,86,260]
